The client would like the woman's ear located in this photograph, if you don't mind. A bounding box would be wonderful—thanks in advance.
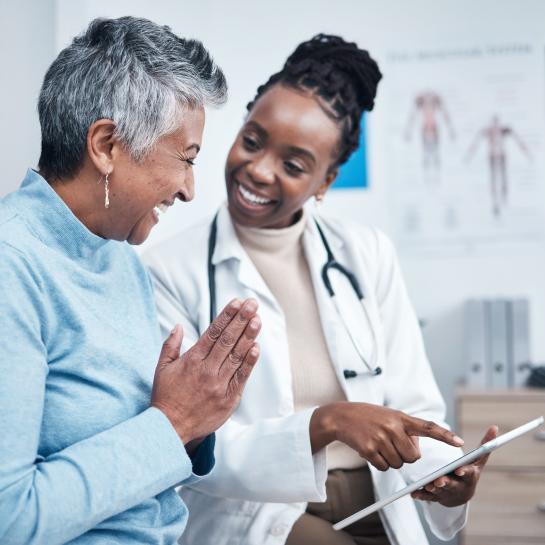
[315,167,339,201]
[86,119,117,175]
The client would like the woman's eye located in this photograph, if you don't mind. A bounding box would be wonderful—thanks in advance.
[242,135,259,151]
[177,153,196,167]
[284,161,305,175]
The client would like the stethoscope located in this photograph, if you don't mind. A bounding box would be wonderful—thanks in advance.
[207,212,382,379]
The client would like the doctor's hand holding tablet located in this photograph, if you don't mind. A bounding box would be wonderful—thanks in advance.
[311,401,494,507]
[334,416,543,530]
[410,425,498,507]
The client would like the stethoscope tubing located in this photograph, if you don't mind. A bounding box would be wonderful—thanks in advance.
[207,212,381,377]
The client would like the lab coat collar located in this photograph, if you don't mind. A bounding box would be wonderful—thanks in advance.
[211,202,345,266]
[302,203,345,258]
[211,203,278,307]
[210,202,346,309]
[210,203,245,266]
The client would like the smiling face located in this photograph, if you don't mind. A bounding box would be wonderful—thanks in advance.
[107,106,205,244]
[225,84,341,229]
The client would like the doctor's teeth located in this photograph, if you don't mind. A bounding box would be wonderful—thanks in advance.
[239,184,272,205]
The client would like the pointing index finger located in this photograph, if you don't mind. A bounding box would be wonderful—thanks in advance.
[405,416,465,448]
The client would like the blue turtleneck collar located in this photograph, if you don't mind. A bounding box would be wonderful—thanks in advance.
[9,169,111,258]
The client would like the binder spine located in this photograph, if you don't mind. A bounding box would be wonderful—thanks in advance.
[510,298,532,388]
[465,299,488,388]
[489,299,509,389]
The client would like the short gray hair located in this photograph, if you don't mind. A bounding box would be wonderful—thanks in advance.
[38,16,227,180]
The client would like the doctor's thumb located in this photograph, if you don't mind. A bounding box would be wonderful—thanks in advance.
[480,425,499,444]
[158,324,184,365]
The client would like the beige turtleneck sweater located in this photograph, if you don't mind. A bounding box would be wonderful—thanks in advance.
[235,212,364,470]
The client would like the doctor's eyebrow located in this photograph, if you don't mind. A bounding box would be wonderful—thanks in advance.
[285,145,316,165]
[244,121,316,164]
[243,121,267,138]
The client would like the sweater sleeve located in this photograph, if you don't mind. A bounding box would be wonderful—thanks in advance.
[0,243,200,545]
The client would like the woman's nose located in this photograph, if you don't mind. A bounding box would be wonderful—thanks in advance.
[182,170,195,202]
[246,155,276,185]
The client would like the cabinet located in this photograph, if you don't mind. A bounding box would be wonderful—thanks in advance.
[457,389,545,545]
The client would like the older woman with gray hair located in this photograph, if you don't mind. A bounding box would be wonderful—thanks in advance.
[0,16,261,545]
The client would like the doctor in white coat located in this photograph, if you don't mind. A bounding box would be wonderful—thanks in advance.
[144,34,494,545]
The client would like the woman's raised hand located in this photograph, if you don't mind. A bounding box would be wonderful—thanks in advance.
[151,298,261,445]
[311,402,464,471]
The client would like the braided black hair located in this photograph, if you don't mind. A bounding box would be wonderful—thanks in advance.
[247,34,382,167]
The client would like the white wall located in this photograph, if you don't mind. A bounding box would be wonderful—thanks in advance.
[0,0,55,194]
[53,0,545,423]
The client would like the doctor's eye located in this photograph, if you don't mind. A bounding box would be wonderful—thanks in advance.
[242,135,260,152]
[284,160,305,176]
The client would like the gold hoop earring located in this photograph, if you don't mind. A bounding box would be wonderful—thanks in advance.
[104,171,111,209]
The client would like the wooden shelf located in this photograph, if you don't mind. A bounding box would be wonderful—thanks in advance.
[457,388,545,545]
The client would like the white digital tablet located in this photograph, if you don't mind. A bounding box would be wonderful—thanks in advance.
[333,416,544,531]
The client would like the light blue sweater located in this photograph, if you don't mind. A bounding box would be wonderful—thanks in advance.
[0,170,214,544]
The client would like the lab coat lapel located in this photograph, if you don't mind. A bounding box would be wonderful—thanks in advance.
[213,205,281,312]
[303,214,383,403]
[212,205,291,413]
[302,217,349,390]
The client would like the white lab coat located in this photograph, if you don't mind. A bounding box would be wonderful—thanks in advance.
[143,204,468,545]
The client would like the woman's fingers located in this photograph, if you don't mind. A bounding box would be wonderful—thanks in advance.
[481,425,499,444]
[205,299,259,366]
[220,315,261,380]
[428,474,457,491]
[151,300,262,445]
[419,476,455,497]
[413,470,477,506]
[228,342,260,397]
[379,440,404,470]
[404,415,465,448]
[393,428,422,463]
[158,324,184,365]
[411,489,440,502]
[474,425,498,468]
[453,464,476,480]
[195,298,243,357]
[368,451,390,472]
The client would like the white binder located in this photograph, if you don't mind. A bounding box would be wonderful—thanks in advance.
[508,299,531,388]
[488,299,509,389]
[465,299,488,388]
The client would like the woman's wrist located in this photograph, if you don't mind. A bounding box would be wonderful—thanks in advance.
[310,403,341,454]
[185,437,205,457]
[152,401,195,444]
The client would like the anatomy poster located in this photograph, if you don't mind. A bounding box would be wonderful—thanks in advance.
[385,43,545,253]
